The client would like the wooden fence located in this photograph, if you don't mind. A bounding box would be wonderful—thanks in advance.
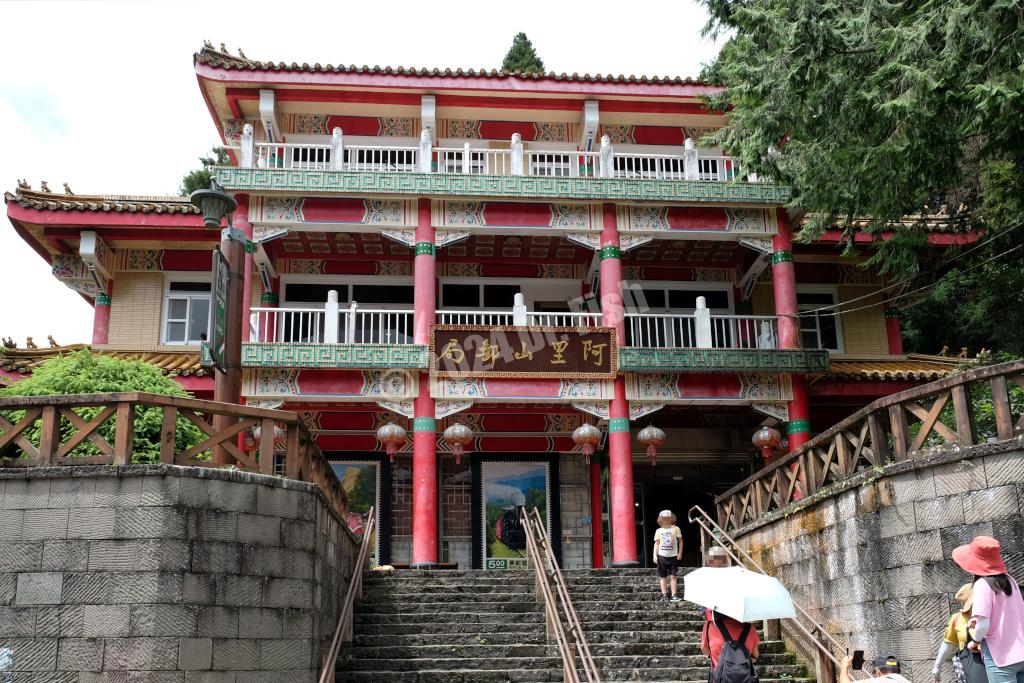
[715,359,1024,530]
[0,392,347,520]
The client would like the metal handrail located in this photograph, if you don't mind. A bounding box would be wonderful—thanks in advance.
[520,507,601,683]
[318,506,376,683]
[687,505,864,681]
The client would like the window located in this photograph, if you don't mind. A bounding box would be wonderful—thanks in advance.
[798,290,842,351]
[164,280,211,345]
[440,283,521,310]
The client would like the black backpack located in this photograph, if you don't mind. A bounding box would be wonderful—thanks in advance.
[709,613,760,683]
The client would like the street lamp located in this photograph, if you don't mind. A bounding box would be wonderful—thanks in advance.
[190,181,238,228]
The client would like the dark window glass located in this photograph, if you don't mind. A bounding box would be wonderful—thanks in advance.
[801,329,819,349]
[283,284,349,304]
[442,284,480,308]
[169,281,211,293]
[352,285,414,305]
[797,292,836,306]
[669,290,729,309]
[818,312,839,349]
[639,289,666,309]
[483,284,520,308]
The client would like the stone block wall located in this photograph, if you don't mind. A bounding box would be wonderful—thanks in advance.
[0,464,358,682]
[732,439,1024,683]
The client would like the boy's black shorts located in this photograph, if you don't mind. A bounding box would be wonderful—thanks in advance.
[656,556,678,577]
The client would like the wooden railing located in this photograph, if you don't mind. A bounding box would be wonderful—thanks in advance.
[520,506,600,683]
[318,506,375,683]
[715,359,1024,530]
[0,392,348,521]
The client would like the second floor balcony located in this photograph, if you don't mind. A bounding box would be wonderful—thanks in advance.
[217,128,790,205]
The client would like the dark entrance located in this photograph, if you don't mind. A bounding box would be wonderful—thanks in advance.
[633,480,713,568]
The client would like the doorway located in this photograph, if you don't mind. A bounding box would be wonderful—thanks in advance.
[633,480,714,568]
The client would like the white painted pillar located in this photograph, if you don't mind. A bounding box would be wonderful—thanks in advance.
[599,135,613,178]
[462,142,472,174]
[324,290,340,343]
[418,129,433,173]
[511,133,524,176]
[346,301,358,343]
[512,293,528,326]
[694,296,713,348]
[683,138,700,180]
[240,124,254,168]
[330,128,344,171]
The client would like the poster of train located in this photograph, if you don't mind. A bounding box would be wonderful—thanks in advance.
[480,460,550,570]
[331,460,381,566]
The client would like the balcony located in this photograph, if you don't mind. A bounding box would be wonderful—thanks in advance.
[215,131,791,205]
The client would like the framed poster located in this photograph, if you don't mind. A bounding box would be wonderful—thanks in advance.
[471,455,561,570]
[329,455,391,566]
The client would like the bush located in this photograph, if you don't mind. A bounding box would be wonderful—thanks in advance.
[0,350,204,463]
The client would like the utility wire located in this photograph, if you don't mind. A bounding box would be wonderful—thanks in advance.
[790,242,1024,319]
[793,217,1024,318]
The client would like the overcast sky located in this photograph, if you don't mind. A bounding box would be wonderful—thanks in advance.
[0,0,725,346]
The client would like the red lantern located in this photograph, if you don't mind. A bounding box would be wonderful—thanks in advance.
[752,425,782,464]
[251,423,286,451]
[637,425,667,466]
[572,423,601,464]
[442,423,473,465]
[376,422,407,463]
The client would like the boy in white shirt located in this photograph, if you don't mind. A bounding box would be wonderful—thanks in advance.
[652,510,683,603]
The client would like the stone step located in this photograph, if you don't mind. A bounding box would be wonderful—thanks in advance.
[337,668,562,682]
[338,655,561,672]
[362,590,540,603]
[341,644,559,660]
[356,600,543,614]
[354,611,545,625]
[353,631,549,647]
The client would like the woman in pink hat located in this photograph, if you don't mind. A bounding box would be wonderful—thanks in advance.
[952,536,1024,682]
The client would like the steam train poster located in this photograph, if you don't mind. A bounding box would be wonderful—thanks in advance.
[480,461,550,570]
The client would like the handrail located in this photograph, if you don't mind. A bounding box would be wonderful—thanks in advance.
[714,358,1024,529]
[687,505,863,681]
[520,506,601,683]
[318,506,375,683]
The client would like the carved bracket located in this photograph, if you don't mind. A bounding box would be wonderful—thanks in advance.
[752,402,790,422]
[378,400,414,418]
[630,403,665,421]
[739,237,774,254]
[253,226,291,243]
[435,400,473,419]
[436,231,470,248]
[572,401,610,420]
[382,229,470,250]
[565,233,601,251]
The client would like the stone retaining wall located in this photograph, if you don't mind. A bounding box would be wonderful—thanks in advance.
[730,438,1024,683]
[0,464,358,682]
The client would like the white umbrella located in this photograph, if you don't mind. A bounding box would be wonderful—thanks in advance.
[683,566,796,622]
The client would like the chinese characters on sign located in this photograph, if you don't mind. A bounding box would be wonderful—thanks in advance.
[430,325,617,379]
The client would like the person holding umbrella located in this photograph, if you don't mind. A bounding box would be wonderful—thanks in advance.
[952,536,1024,682]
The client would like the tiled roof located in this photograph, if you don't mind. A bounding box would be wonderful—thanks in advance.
[821,354,965,381]
[0,345,207,377]
[195,45,710,86]
[5,188,199,215]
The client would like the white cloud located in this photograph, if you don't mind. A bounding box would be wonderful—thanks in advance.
[0,0,725,345]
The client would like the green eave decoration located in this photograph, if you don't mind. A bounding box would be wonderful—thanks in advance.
[240,343,429,369]
[617,347,830,373]
[199,342,213,367]
[215,168,792,205]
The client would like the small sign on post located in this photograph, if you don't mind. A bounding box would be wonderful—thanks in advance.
[209,248,230,373]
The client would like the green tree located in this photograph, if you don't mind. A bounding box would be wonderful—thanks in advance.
[701,0,1024,353]
[502,33,545,74]
[179,146,230,196]
[0,350,203,462]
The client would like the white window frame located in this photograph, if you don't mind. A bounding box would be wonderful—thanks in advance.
[161,274,212,346]
[278,274,415,311]
[797,285,845,353]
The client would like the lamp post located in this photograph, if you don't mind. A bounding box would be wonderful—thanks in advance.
[190,181,241,465]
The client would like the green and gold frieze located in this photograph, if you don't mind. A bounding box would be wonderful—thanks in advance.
[215,168,791,205]
[618,347,830,373]
[241,343,429,369]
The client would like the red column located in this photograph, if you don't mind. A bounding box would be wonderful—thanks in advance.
[885,305,904,355]
[411,198,438,569]
[590,460,605,569]
[771,209,811,449]
[91,282,113,346]
[600,203,638,567]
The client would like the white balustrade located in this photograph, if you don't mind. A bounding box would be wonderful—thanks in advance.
[436,310,516,327]
[249,307,325,343]
[524,312,604,328]
[624,312,778,349]
[435,147,514,175]
[253,142,335,171]
[249,305,413,344]
[697,156,743,182]
[343,145,419,173]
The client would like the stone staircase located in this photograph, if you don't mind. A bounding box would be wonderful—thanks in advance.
[336,568,812,683]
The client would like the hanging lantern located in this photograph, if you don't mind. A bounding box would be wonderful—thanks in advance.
[637,425,667,466]
[752,425,782,464]
[251,423,286,451]
[376,422,407,463]
[572,423,601,465]
[442,423,473,465]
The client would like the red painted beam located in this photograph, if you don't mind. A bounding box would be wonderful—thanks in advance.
[809,379,924,396]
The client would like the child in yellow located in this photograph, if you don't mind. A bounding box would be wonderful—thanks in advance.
[653,510,683,602]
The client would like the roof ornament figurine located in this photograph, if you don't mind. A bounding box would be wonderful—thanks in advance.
[62,183,73,195]
[17,179,29,190]
[39,181,51,193]
[25,337,37,349]
[2,338,15,350]
[47,335,59,348]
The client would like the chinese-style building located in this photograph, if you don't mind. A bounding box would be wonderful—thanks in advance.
[3,44,970,571]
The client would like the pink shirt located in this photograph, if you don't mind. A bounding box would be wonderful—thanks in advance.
[972,576,1024,667]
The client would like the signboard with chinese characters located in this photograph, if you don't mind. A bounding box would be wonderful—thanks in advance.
[430,325,616,379]
[209,248,230,372]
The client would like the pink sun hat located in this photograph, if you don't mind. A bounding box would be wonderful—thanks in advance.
[952,536,1009,576]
